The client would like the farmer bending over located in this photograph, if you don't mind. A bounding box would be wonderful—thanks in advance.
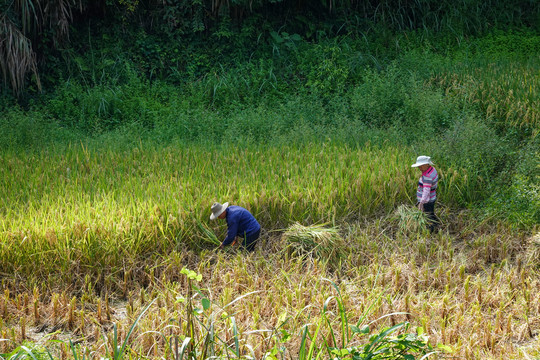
[412,156,440,232]
[210,202,261,252]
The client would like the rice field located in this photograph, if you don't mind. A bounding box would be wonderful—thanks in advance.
[429,59,540,133]
[0,143,474,284]
[0,143,538,359]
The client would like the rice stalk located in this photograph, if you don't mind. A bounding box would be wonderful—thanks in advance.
[195,219,221,247]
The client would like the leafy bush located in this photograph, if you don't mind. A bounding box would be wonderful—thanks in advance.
[486,175,540,227]
[0,107,77,149]
[472,29,540,57]
[429,114,510,204]
[332,322,439,360]
[349,65,454,141]
[295,42,351,95]
[0,343,51,360]
[46,71,172,134]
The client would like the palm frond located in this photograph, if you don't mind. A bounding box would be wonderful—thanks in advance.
[43,0,74,43]
[0,16,41,96]
[15,0,43,34]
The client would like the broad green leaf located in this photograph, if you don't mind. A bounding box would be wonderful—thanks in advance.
[437,343,453,353]
[201,298,210,310]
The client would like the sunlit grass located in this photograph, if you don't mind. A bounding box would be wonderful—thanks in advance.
[0,142,476,286]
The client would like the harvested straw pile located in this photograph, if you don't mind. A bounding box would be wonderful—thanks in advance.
[281,222,344,262]
[391,204,429,234]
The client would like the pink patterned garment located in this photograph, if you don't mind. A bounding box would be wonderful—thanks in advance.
[416,166,438,204]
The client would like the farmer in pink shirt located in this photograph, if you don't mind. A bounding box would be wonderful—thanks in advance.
[412,155,440,232]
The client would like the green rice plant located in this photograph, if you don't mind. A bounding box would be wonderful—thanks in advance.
[195,219,221,247]
[281,223,345,264]
[0,342,52,360]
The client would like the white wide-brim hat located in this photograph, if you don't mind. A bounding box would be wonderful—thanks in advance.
[411,155,433,168]
[210,202,229,220]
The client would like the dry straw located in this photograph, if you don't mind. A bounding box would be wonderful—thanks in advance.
[391,204,429,234]
[525,232,540,268]
[281,222,345,263]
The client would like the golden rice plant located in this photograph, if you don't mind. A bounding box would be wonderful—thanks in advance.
[195,219,221,247]
[0,143,432,284]
[2,142,535,359]
[0,218,537,360]
[431,60,539,131]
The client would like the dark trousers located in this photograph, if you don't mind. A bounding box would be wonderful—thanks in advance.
[423,201,440,232]
[242,228,261,252]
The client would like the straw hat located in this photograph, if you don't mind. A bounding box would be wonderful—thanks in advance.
[411,155,433,168]
[210,202,229,220]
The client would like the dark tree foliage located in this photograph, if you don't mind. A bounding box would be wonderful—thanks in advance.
[1,0,539,96]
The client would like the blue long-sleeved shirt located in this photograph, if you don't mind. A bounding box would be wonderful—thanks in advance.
[222,206,261,246]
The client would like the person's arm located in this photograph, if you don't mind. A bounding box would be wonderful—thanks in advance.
[420,184,431,204]
[418,174,432,209]
[222,218,239,247]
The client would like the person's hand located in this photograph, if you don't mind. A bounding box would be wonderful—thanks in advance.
[417,202,424,211]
